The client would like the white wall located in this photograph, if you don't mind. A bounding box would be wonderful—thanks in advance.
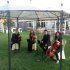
[0,21,4,33]
[33,21,36,29]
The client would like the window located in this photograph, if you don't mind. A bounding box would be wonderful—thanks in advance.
[36,22,40,28]
[29,23,32,27]
[41,22,45,27]
[27,21,33,27]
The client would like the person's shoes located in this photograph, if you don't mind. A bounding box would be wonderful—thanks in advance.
[36,59,41,62]
[56,60,59,64]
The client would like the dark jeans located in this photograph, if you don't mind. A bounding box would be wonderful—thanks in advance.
[27,39,32,52]
[18,42,20,50]
[55,48,61,60]
[37,40,48,53]
[55,52,59,60]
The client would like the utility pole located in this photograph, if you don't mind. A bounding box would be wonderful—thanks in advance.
[6,1,11,70]
[59,3,64,70]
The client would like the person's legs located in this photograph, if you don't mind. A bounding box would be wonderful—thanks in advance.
[38,41,47,53]
[55,52,59,63]
[55,52,59,60]
[18,42,20,51]
[28,39,32,52]
[32,43,37,51]
[27,39,32,51]
[40,43,46,52]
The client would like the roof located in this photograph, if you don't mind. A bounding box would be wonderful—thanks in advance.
[0,10,69,20]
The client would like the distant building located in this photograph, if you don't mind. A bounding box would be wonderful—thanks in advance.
[0,18,69,34]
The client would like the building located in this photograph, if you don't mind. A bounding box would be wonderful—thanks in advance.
[0,10,70,34]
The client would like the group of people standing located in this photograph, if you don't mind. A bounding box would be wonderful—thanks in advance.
[11,28,63,63]
[27,29,63,63]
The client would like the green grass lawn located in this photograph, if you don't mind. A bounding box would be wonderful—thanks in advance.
[0,32,70,70]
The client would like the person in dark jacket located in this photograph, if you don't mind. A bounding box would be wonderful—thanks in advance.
[41,30,51,52]
[11,31,21,51]
[11,33,18,44]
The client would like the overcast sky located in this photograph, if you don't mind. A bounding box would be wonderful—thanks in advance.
[0,0,70,13]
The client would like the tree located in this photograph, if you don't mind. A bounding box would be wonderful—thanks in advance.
[3,19,15,33]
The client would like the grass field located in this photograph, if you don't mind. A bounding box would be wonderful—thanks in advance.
[0,32,70,70]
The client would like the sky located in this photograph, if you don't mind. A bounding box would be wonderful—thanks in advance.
[0,0,70,13]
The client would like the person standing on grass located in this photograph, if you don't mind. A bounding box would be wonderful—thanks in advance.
[32,31,37,51]
[27,30,37,52]
[54,31,62,63]
[41,30,51,53]
[27,30,33,52]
